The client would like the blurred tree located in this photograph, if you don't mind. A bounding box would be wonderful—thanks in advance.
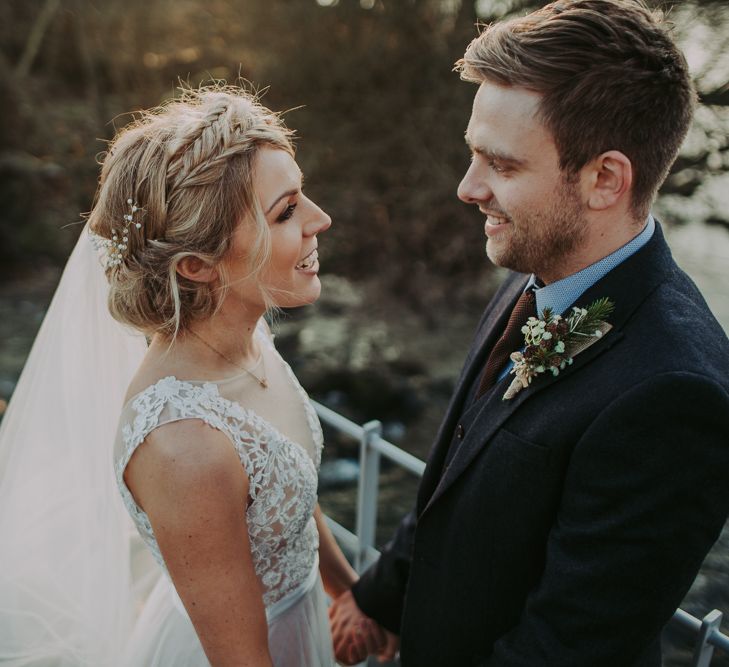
[0,0,727,294]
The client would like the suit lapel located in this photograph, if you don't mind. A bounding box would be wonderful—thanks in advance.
[423,323,624,513]
[421,222,675,515]
[467,275,530,374]
[416,274,529,509]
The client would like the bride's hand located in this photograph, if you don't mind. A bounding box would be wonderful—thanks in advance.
[376,628,399,664]
[329,589,397,664]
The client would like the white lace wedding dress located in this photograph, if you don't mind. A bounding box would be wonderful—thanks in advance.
[113,321,335,666]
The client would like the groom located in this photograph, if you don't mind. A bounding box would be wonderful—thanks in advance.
[329,1,729,665]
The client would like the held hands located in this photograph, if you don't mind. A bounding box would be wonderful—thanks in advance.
[329,589,399,665]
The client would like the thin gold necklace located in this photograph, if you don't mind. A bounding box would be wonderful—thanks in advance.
[189,330,268,389]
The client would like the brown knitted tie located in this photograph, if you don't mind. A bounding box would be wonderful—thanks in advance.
[477,289,537,398]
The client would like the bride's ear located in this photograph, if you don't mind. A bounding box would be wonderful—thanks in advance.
[176,255,218,284]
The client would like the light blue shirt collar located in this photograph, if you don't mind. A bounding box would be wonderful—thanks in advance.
[527,215,655,318]
[496,216,655,382]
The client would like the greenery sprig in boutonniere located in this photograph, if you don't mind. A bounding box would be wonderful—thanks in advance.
[503,297,615,400]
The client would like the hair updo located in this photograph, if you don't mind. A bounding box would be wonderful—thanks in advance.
[88,86,294,338]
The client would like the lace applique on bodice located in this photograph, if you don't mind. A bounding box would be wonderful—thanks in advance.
[113,327,323,609]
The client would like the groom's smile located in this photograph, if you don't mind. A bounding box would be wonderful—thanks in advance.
[481,210,512,235]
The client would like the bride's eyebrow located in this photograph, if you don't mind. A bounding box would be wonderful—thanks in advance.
[266,189,298,214]
[264,170,305,214]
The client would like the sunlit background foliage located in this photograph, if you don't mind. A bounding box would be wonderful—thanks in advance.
[2,0,728,289]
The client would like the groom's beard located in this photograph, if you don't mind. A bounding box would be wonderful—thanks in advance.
[486,177,589,280]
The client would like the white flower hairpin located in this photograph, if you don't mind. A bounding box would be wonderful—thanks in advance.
[90,198,143,269]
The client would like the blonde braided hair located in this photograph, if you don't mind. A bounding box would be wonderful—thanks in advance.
[88,85,294,338]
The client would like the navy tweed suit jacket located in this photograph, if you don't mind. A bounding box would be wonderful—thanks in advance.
[352,222,729,667]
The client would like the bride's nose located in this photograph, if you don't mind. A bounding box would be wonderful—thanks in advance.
[303,197,332,236]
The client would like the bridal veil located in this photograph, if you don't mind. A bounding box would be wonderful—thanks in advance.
[0,225,150,665]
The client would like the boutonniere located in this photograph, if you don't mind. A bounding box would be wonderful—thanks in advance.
[503,297,615,400]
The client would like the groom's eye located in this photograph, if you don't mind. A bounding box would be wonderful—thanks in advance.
[488,159,503,172]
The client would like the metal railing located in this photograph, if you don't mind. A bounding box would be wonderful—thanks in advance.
[313,400,729,667]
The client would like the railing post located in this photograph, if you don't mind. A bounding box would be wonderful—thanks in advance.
[691,609,723,667]
[355,420,382,573]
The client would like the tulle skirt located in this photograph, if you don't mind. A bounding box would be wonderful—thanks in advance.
[120,564,335,667]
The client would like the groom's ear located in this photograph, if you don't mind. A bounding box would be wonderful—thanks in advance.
[176,255,218,284]
[584,150,633,211]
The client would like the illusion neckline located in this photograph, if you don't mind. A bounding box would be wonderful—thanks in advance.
[123,323,275,410]
[119,374,323,470]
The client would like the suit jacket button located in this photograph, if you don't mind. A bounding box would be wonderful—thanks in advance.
[456,423,465,439]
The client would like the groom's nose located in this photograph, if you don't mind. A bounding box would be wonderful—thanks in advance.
[457,159,493,205]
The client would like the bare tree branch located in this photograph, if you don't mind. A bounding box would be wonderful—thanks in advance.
[15,0,62,79]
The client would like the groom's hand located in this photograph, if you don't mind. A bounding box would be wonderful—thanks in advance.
[329,589,398,664]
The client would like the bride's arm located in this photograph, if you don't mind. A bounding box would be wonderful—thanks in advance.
[314,505,398,663]
[125,419,273,667]
[313,504,358,598]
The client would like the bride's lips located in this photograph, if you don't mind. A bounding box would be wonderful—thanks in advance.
[295,248,319,273]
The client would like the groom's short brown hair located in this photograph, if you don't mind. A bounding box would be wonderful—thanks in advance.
[457,0,696,219]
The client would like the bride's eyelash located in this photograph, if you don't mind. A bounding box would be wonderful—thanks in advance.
[276,203,297,223]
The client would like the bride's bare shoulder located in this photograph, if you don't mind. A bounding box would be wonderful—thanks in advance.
[123,367,173,406]
[123,338,199,404]
[124,417,249,516]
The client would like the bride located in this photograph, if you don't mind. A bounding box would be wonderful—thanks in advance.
[0,86,382,665]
